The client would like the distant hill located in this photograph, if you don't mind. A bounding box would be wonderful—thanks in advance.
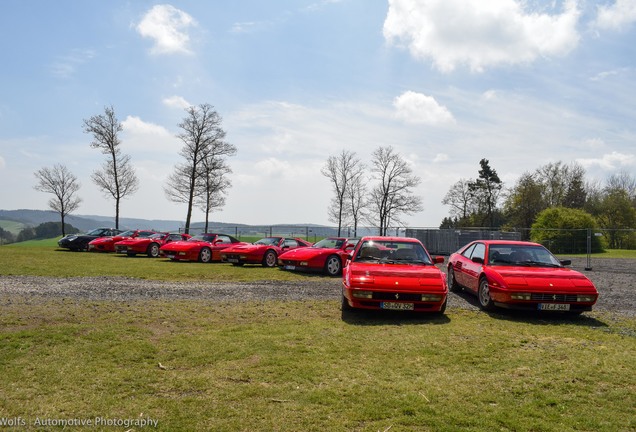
[0,209,344,237]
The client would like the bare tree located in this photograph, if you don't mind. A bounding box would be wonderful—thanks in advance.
[164,103,232,234]
[321,150,364,236]
[368,146,423,235]
[83,105,139,229]
[442,178,475,220]
[346,168,368,237]
[33,164,82,236]
[196,146,236,232]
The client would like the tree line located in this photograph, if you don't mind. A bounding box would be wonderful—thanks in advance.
[33,104,235,236]
[441,159,636,249]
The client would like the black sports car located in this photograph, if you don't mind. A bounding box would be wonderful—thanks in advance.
[58,227,123,251]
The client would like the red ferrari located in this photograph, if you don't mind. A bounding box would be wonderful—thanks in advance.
[114,232,191,258]
[220,237,313,267]
[159,233,245,263]
[447,240,598,314]
[88,230,156,252]
[278,237,359,276]
[341,236,448,313]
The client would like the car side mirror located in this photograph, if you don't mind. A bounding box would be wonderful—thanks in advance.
[560,259,571,266]
[433,256,444,264]
[472,257,484,264]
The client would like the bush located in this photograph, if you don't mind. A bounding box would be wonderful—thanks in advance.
[530,207,604,254]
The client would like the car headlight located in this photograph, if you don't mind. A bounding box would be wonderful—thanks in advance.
[577,295,596,302]
[421,294,443,302]
[300,261,308,266]
[352,290,373,299]
[511,293,532,300]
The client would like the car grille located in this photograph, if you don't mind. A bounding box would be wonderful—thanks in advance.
[530,293,578,302]
[372,292,423,302]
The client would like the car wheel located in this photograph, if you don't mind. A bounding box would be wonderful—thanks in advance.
[324,255,341,276]
[262,250,277,267]
[199,247,212,263]
[436,297,448,315]
[147,243,160,258]
[478,278,496,311]
[448,267,462,292]
[341,294,352,311]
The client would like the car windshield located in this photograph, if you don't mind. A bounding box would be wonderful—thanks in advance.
[149,233,164,239]
[120,230,136,237]
[255,237,281,246]
[189,234,216,242]
[354,240,433,265]
[86,228,108,236]
[488,245,562,267]
[312,238,345,249]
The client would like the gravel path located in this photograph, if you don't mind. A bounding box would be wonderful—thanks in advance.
[0,258,633,316]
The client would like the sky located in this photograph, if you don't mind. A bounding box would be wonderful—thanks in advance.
[1,0,635,228]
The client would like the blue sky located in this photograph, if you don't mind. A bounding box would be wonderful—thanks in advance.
[1,0,634,228]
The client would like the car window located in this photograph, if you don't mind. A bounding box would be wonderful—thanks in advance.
[355,240,432,265]
[470,243,486,261]
[217,235,230,243]
[283,239,299,248]
[461,244,476,258]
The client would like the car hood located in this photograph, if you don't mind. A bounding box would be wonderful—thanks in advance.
[160,240,202,251]
[223,244,268,253]
[488,266,597,292]
[279,247,332,259]
[348,262,446,291]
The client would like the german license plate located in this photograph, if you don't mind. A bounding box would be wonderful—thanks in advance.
[538,303,570,311]
[227,258,239,263]
[284,265,296,270]
[165,254,175,259]
[381,302,414,311]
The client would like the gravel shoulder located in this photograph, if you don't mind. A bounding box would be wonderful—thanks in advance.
[0,257,633,317]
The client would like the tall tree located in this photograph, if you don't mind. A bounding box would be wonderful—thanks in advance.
[33,164,82,236]
[502,171,544,236]
[83,105,139,229]
[321,150,364,236]
[164,103,231,234]
[442,178,475,222]
[468,158,502,227]
[346,168,368,237]
[368,146,422,235]
[196,144,236,232]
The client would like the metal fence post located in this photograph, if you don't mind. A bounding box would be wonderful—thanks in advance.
[585,228,592,271]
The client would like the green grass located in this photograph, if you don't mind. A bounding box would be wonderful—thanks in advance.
[0,238,316,282]
[0,219,26,235]
[0,299,634,431]
[561,249,636,259]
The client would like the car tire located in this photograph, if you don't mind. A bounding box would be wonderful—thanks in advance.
[199,247,212,263]
[478,278,496,311]
[448,267,462,292]
[436,297,448,315]
[147,243,160,258]
[341,294,353,311]
[324,255,341,276]
[262,250,277,267]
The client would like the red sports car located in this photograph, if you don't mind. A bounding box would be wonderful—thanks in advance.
[114,232,191,258]
[88,230,157,252]
[160,233,245,263]
[341,236,448,313]
[221,237,313,267]
[278,237,359,276]
[447,240,598,314]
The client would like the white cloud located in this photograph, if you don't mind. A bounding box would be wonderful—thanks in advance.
[121,116,176,154]
[383,0,580,72]
[50,49,96,78]
[594,0,636,30]
[162,95,192,109]
[136,5,197,55]
[433,153,449,163]
[393,91,454,125]
[576,151,635,170]
[0,155,5,169]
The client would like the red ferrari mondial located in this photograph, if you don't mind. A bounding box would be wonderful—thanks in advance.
[278,237,359,276]
[447,240,598,314]
[342,236,448,313]
[114,232,191,258]
[88,230,156,252]
[220,237,313,267]
[160,233,245,263]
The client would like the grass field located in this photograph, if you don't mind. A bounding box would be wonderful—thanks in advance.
[0,239,635,431]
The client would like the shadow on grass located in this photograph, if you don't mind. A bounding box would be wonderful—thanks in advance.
[341,307,451,326]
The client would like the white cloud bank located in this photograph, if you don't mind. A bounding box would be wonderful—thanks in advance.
[383,0,581,72]
[393,91,454,125]
[577,151,635,170]
[162,95,192,110]
[136,4,197,55]
[594,0,636,30]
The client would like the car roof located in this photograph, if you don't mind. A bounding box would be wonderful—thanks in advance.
[471,240,543,247]
[359,236,420,243]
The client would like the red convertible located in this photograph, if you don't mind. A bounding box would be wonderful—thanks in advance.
[447,240,598,314]
[278,237,359,276]
[220,237,313,267]
[88,230,157,252]
[342,236,448,313]
[114,232,191,258]
[159,233,245,263]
